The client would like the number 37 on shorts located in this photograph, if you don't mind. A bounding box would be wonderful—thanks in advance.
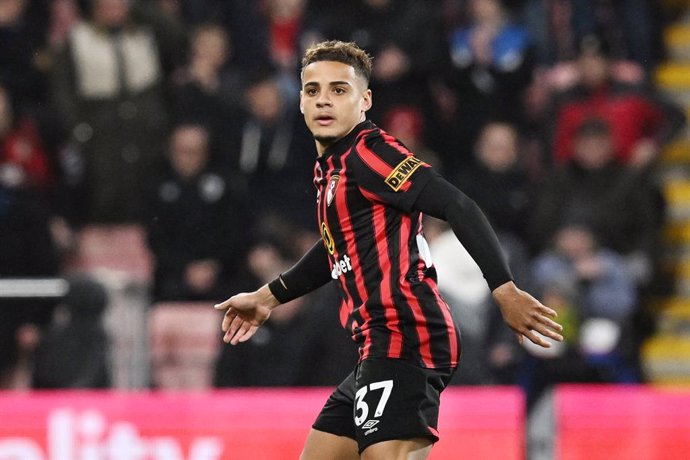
[354,379,394,433]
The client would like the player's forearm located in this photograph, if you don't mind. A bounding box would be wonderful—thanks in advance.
[443,196,513,290]
[268,240,332,303]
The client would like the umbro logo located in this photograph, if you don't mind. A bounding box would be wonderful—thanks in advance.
[361,420,379,430]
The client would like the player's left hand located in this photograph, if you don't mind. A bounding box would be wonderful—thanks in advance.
[492,281,564,348]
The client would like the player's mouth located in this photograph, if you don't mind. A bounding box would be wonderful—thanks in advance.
[315,115,335,126]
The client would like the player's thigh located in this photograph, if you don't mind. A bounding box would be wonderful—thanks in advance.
[300,429,359,460]
[360,437,433,460]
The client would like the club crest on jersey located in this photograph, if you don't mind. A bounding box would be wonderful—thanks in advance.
[326,175,340,206]
[385,156,423,191]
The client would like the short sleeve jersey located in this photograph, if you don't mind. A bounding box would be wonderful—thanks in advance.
[314,121,460,369]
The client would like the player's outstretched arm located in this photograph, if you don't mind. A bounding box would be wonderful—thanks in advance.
[413,172,563,348]
[215,284,279,345]
[492,281,563,347]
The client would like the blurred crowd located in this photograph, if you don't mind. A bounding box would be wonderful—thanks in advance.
[0,0,686,406]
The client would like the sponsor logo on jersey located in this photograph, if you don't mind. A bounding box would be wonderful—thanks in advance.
[321,222,335,254]
[326,174,340,206]
[385,156,424,191]
[331,254,353,279]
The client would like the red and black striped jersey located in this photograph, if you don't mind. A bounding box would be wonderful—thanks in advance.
[314,120,461,369]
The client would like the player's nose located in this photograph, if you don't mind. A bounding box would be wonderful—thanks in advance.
[316,93,332,106]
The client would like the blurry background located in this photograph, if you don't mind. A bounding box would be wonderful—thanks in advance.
[2,0,690,458]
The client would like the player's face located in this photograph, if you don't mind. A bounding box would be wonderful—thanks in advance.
[300,61,372,155]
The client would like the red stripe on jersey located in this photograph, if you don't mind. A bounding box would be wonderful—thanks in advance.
[399,214,435,367]
[370,203,403,359]
[381,131,412,155]
[425,277,460,366]
[334,149,373,355]
[339,300,350,329]
[356,136,394,178]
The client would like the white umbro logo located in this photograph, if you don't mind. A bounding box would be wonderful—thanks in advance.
[362,420,379,430]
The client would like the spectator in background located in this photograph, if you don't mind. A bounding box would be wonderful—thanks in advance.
[568,0,661,71]
[130,0,188,76]
[263,0,307,101]
[52,0,167,223]
[0,178,60,388]
[533,224,638,341]
[0,85,52,193]
[144,124,250,302]
[3,82,78,275]
[32,275,110,389]
[0,0,51,112]
[454,121,533,242]
[520,224,639,405]
[529,118,661,287]
[224,69,315,230]
[169,23,246,150]
[438,0,535,175]
[549,34,685,169]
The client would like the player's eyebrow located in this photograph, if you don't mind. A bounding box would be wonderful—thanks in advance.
[303,80,353,88]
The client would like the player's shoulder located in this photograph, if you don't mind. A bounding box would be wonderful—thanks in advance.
[355,124,410,157]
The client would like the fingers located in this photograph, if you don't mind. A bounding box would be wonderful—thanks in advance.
[531,309,564,343]
[515,310,565,348]
[539,305,559,318]
[221,308,237,332]
[520,322,564,348]
[223,312,244,343]
[533,312,564,343]
[538,315,564,333]
[523,329,551,348]
[224,319,257,345]
[238,326,258,343]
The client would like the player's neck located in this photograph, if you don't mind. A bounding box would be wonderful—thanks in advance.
[315,120,365,157]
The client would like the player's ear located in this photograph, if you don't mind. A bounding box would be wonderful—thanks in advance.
[299,90,305,114]
[362,89,372,112]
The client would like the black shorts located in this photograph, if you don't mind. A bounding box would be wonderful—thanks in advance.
[312,358,456,453]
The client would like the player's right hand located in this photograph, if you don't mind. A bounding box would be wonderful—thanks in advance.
[214,285,280,345]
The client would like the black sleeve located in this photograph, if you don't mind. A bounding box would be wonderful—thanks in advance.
[268,240,332,303]
[414,172,513,290]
